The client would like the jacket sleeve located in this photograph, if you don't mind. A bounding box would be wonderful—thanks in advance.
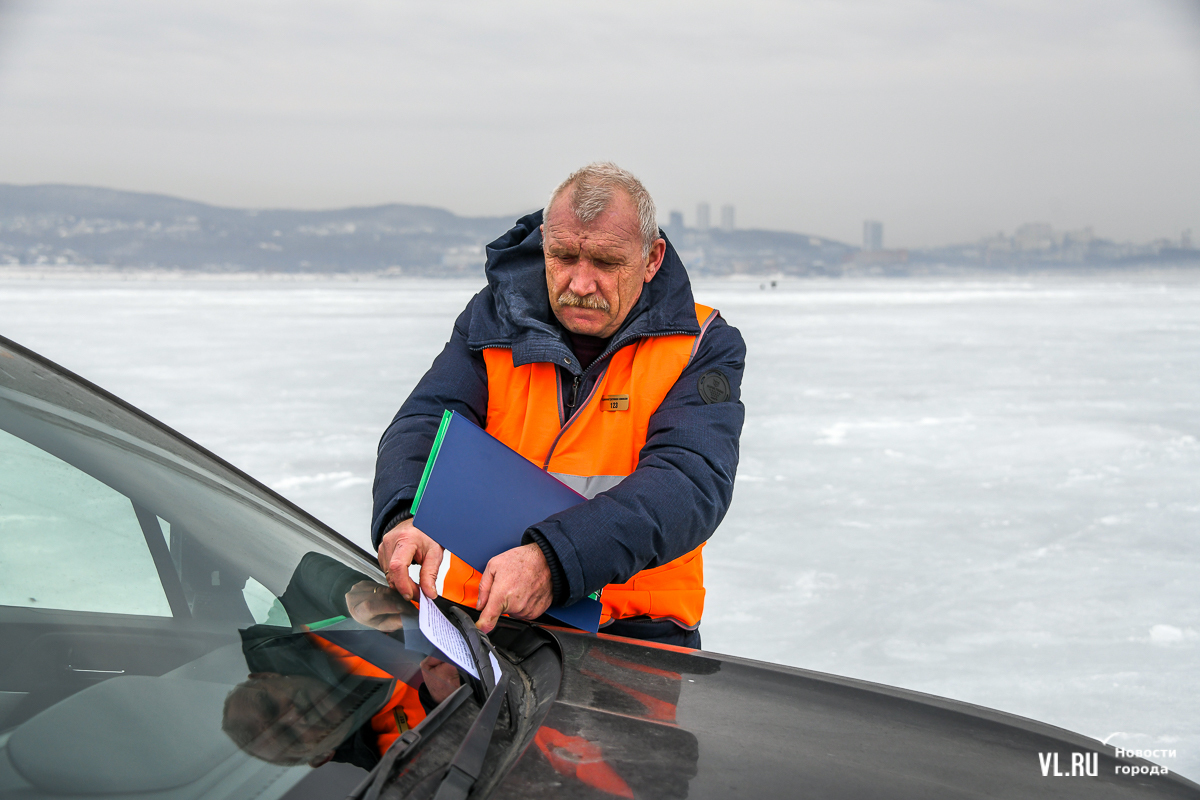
[278,552,375,623]
[371,296,489,548]
[526,315,746,605]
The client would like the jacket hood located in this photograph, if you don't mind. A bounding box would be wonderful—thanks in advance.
[468,210,699,373]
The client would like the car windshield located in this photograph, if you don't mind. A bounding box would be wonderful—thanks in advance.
[0,338,498,799]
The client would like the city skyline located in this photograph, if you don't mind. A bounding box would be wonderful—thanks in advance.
[654,202,1191,253]
[2,179,1191,254]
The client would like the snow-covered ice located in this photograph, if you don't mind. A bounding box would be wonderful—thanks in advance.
[2,271,1198,778]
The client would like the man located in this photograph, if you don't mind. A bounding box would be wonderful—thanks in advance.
[222,553,455,770]
[372,162,744,647]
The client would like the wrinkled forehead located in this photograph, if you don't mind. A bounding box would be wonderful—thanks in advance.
[544,214,642,260]
[544,230,638,262]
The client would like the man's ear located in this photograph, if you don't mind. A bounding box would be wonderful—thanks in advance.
[643,238,667,283]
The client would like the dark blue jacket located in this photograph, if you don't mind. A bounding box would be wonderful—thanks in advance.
[372,211,745,608]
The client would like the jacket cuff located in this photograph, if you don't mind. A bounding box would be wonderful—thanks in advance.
[522,528,567,606]
[374,503,413,550]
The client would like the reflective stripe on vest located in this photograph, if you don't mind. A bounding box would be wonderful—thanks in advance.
[441,304,718,629]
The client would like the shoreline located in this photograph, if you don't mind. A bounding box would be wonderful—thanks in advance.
[2,263,1200,284]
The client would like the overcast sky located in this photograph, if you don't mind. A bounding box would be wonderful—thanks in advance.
[0,0,1197,247]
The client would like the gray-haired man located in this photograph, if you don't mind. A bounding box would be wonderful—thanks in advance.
[372,163,745,648]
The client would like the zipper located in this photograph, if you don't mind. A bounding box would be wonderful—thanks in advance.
[542,361,609,469]
[565,376,581,415]
[540,329,691,469]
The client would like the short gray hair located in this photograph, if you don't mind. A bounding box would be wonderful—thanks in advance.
[544,162,659,257]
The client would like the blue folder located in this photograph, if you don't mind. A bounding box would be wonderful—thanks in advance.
[412,410,603,632]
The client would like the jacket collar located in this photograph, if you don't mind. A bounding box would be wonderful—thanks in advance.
[468,210,700,375]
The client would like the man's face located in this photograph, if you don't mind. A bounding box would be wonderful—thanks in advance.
[542,190,666,339]
[224,674,358,766]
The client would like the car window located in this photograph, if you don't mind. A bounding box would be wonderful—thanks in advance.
[0,427,172,616]
[242,574,288,625]
[0,342,409,800]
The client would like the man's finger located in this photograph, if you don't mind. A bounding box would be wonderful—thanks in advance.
[388,542,419,600]
[475,565,495,611]
[476,591,508,634]
[377,522,410,570]
[378,532,401,573]
[419,545,443,599]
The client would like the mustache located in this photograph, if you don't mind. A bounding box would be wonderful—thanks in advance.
[556,290,610,312]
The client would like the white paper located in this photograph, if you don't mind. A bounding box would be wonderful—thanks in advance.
[489,652,502,682]
[418,594,479,679]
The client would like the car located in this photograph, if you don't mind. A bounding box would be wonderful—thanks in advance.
[0,332,1196,800]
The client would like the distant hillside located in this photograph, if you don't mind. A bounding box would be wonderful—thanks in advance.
[0,184,856,275]
[0,184,516,274]
[663,225,854,276]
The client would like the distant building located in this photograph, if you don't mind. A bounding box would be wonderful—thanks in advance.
[1013,223,1056,251]
[668,210,685,231]
[720,205,735,232]
[1063,226,1094,245]
[863,220,883,251]
[696,202,711,232]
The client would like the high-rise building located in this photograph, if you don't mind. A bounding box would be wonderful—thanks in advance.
[1013,223,1055,251]
[668,210,685,231]
[863,220,883,251]
[720,205,735,232]
[696,202,711,232]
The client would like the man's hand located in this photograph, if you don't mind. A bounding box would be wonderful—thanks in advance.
[377,518,443,601]
[344,581,408,631]
[420,656,462,704]
[475,543,553,634]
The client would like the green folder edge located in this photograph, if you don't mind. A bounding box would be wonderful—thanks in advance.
[410,409,453,516]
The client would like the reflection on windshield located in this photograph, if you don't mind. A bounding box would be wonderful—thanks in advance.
[499,635,712,800]
[223,553,462,771]
[0,341,465,800]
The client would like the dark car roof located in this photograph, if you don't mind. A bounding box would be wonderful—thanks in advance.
[490,627,1200,799]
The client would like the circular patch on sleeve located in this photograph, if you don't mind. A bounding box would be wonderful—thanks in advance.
[698,370,731,404]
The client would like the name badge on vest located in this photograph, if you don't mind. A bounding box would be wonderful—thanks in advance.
[601,394,630,411]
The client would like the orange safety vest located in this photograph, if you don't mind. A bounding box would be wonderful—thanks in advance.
[442,304,718,629]
[308,635,427,755]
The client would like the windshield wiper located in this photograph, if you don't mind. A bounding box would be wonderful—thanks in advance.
[348,682,472,800]
[350,604,513,800]
[448,606,498,696]
[430,671,510,800]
